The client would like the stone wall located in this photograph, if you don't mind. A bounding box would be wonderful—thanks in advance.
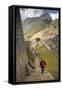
[16,8,29,82]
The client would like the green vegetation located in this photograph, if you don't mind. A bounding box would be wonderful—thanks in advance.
[35,37,40,42]
[23,17,59,80]
[51,19,58,29]
[35,45,58,80]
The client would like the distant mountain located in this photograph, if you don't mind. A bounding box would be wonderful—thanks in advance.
[22,12,52,37]
[29,18,59,54]
[23,12,52,25]
[39,12,52,23]
[23,17,34,25]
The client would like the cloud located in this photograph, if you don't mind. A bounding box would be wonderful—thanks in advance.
[25,9,44,17]
[20,9,44,20]
[20,9,26,20]
[50,13,59,20]
[20,8,59,21]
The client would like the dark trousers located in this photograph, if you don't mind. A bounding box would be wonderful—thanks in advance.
[41,67,45,73]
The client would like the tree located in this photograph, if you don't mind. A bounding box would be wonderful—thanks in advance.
[35,37,40,42]
[35,37,40,47]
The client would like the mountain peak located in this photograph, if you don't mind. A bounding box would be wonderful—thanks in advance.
[40,12,52,23]
[23,12,52,24]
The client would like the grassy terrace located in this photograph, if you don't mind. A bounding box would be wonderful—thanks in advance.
[36,45,58,80]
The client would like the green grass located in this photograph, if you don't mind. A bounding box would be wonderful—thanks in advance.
[35,45,59,80]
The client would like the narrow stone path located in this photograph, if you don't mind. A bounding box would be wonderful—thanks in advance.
[26,68,54,81]
[26,48,54,81]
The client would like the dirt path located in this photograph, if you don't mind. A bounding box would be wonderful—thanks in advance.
[25,38,54,81]
[26,69,54,81]
[26,55,54,81]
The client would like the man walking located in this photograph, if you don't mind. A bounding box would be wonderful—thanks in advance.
[40,58,47,74]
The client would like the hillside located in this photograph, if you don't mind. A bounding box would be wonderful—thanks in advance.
[23,17,59,80]
[22,12,52,39]
[16,9,59,82]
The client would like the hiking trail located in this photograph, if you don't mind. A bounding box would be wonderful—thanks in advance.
[26,55,54,81]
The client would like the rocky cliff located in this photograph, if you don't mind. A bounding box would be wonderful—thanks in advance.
[16,8,29,82]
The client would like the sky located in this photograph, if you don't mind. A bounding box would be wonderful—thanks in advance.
[19,8,59,21]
